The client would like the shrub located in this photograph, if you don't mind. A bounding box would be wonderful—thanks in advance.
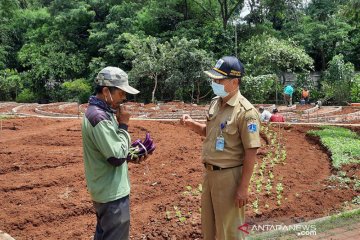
[350,73,360,103]
[16,89,36,103]
[241,74,277,103]
[323,54,355,105]
[61,78,92,103]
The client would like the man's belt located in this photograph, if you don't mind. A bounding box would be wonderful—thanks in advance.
[204,163,243,171]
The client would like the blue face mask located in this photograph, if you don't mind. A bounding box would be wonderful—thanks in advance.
[211,81,229,97]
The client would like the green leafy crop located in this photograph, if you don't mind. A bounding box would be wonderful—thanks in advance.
[308,126,360,168]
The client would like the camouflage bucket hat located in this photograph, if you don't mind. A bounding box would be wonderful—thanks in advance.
[95,66,140,94]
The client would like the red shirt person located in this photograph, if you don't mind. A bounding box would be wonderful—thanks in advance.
[269,108,285,122]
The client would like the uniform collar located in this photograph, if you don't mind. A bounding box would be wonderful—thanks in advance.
[225,90,241,107]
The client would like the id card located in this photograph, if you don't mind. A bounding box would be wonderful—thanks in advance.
[215,136,225,151]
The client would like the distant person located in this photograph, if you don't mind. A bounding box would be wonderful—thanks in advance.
[316,100,322,108]
[82,66,147,240]
[259,106,272,122]
[181,56,261,240]
[283,85,294,107]
[269,108,285,122]
[301,87,310,104]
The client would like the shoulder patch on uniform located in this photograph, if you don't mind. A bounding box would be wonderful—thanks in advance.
[245,116,257,121]
[247,121,258,133]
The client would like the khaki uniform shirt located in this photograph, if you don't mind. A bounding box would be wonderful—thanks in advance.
[202,91,261,168]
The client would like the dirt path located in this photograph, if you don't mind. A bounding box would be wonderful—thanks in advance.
[0,118,358,239]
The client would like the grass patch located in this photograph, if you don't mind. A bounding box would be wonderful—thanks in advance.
[307,126,360,169]
[0,115,11,120]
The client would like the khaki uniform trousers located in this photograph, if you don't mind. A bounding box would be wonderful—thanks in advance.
[201,166,245,240]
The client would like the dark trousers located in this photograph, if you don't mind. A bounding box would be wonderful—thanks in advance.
[93,195,130,240]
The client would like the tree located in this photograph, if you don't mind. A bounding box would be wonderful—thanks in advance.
[18,40,88,98]
[241,34,313,76]
[122,34,213,103]
[338,0,360,69]
[163,37,213,103]
[306,0,345,22]
[283,14,352,71]
[136,0,184,35]
[0,0,20,68]
[191,0,244,30]
[88,1,140,64]
[241,34,313,103]
[15,2,94,100]
[244,0,303,30]
[323,54,355,105]
[218,0,244,30]
[122,34,168,103]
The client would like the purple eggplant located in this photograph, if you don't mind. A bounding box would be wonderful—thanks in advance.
[147,144,156,154]
[127,132,156,161]
[142,133,151,146]
[143,138,153,149]
[131,139,141,147]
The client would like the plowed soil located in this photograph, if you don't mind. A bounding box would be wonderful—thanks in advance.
[0,117,359,240]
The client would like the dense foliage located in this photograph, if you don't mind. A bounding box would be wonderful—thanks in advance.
[0,0,359,104]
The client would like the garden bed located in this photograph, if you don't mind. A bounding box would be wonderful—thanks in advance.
[0,118,358,239]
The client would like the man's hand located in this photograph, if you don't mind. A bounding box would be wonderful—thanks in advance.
[116,105,131,125]
[235,186,249,208]
[180,114,206,136]
[129,153,151,164]
[180,114,193,126]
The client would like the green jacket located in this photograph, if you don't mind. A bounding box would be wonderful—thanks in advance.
[82,97,131,203]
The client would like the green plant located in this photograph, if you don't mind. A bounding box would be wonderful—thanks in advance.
[350,73,360,102]
[308,126,360,168]
[276,183,284,206]
[354,180,360,191]
[182,184,202,196]
[172,206,188,223]
[252,198,260,214]
[352,196,360,205]
[61,78,92,103]
[16,88,36,103]
[265,179,272,196]
[241,74,277,103]
[256,179,263,193]
[323,54,355,105]
[281,149,287,162]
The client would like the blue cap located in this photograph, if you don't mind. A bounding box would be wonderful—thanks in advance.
[204,56,245,79]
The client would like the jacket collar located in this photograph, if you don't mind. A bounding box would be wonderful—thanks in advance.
[88,96,115,113]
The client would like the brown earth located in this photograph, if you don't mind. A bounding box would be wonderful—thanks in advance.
[37,103,81,115]
[330,106,360,115]
[0,118,359,240]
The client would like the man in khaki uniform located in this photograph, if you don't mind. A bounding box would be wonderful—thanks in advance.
[180,56,261,240]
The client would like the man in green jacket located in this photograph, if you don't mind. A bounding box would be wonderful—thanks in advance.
[82,66,141,240]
